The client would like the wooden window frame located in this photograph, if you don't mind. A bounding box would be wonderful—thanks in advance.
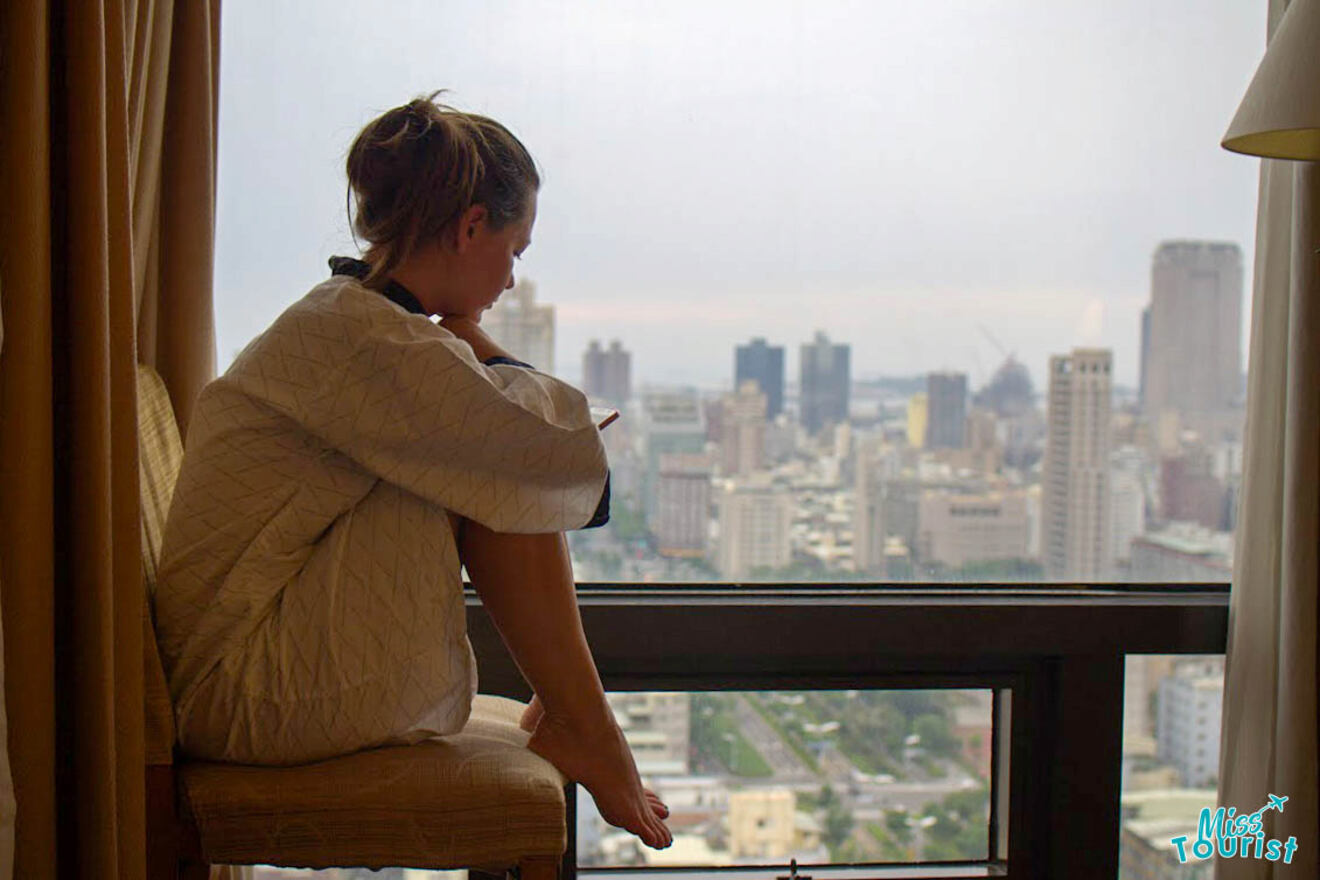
[467,584,1229,880]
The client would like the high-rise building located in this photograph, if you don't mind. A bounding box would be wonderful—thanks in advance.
[853,440,900,574]
[1157,658,1224,789]
[717,475,793,580]
[637,390,707,522]
[608,692,691,776]
[925,372,968,449]
[959,407,1004,475]
[1159,445,1227,531]
[799,331,849,437]
[481,279,555,374]
[719,381,767,477]
[1110,446,1150,568]
[582,339,632,406]
[916,490,1030,570]
[1138,306,1151,412]
[906,392,928,449]
[1042,348,1113,579]
[735,338,785,420]
[1141,241,1243,436]
[655,453,713,557]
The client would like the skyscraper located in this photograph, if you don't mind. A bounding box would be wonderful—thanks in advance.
[583,339,632,406]
[1042,348,1113,580]
[925,372,969,449]
[717,475,793,580]
[1157,658,1224,789]
[481,279,555,374]
[1141,241,1243,435]
[799,331,849,436]
[734,338,785,420]
[906,392,928,449]
[637,390,707,522]
[719,380,768,477]
[655,453,713,558]
[1138,306,1151,412]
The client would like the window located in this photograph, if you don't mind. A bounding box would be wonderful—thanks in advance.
[217,1,1253,877]
[584,689,994,867]
[216,3,1260,585]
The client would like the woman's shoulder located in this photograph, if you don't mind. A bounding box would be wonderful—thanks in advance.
[229,272,425,371]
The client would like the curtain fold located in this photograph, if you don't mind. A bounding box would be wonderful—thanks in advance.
[1217,2,1320,877]
[0,2,219,878]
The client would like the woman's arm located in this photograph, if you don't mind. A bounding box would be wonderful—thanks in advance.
[437,314,512,362]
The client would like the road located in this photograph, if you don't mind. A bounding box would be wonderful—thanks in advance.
[730,694,819,782]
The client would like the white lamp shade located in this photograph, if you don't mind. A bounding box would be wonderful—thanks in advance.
[1223,0,1320,160]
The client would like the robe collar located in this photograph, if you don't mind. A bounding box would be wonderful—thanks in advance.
[329,256,428,316]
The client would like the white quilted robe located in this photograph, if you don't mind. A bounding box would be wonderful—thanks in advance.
[155,274,608,765]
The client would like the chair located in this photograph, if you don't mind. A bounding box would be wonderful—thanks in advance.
[137,364,571,880]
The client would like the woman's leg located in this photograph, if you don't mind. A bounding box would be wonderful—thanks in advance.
[453,515,672,849]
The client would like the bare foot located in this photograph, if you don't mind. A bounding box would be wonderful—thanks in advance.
[527,712,673,849]
[522,697,668,819]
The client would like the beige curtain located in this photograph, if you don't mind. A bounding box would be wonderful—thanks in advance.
[1217,0,1320,876]
[0,2,218,878]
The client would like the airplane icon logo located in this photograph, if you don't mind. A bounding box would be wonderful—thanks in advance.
[1268,794,1288,813]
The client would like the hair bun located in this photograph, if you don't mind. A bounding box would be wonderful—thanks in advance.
[344,92,540,288]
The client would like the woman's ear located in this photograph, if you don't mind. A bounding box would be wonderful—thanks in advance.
[454,204,488,253]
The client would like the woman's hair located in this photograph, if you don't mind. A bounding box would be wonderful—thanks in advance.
[346,91,539,287]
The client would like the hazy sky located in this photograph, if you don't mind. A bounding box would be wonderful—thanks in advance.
[215,0,1265,391]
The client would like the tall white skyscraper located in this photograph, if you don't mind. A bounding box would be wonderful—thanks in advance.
[1141,241,1243,437]
[1043,348,1113,580]
[481,279,555,374]
[719,380,768,477]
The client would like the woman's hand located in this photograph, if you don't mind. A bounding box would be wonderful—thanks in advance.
[438,314,514,362]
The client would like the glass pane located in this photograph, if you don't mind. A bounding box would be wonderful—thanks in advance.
[1120,655,1224,879]
[216,2,1261,589]
[581,689,993,867]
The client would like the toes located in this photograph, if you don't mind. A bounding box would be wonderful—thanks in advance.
[644,791,669,818]
[634,807,670,849]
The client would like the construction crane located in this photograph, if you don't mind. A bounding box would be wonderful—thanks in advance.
[977,323,1016,363]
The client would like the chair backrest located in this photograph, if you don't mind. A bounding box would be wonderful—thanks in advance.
[137,363,184,764]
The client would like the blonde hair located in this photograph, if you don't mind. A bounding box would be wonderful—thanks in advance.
[346,91,539,287]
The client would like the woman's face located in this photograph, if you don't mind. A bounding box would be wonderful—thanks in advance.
[456,194,536,318]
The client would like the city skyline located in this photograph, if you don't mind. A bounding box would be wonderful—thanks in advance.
[214,2,1263,391]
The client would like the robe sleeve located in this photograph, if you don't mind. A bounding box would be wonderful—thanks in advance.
[281,311,610,534]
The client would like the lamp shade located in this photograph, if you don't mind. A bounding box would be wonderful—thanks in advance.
[1223,0,1320,160]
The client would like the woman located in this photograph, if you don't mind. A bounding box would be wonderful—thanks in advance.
[155,93,671,850]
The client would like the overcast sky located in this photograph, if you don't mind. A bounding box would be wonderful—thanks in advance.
[215,0,1265,392]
